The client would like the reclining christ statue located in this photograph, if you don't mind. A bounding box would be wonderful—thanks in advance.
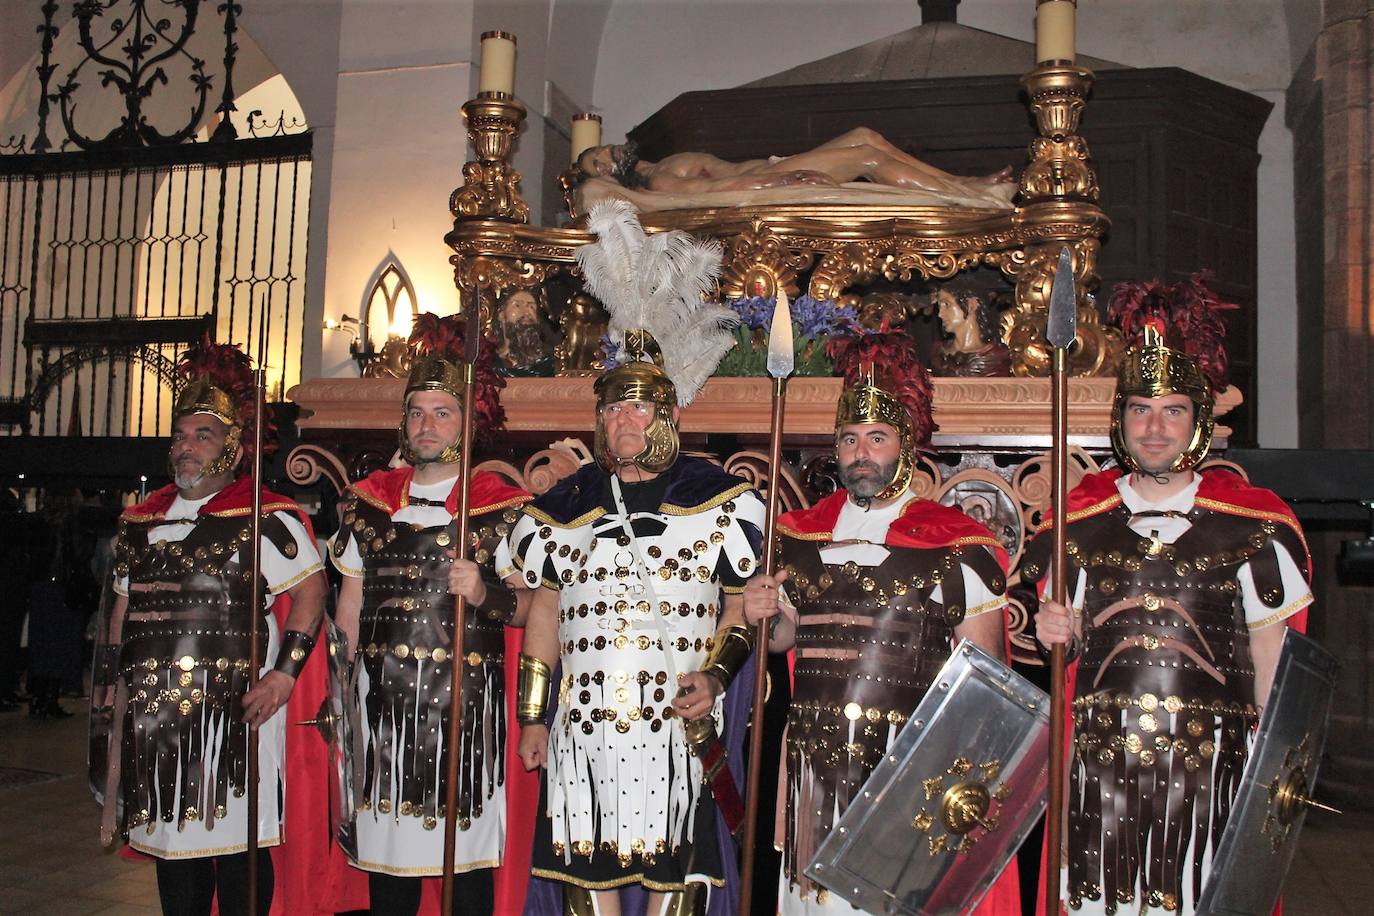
[571,127,1018,212]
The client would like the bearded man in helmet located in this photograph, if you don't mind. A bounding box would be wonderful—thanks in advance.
[90,337,329,914]
[499,201,765,915]
[741,329,1022,915]
[1027,276,1313,915]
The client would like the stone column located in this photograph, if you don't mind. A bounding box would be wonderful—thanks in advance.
[1285,0,1374,806]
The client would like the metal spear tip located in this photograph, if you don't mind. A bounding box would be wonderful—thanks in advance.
[1047,246,1078,351]
[766,287,795,379]
[463,289,482,365]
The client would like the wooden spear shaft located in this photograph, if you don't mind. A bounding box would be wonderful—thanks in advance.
[1045,344,1070,916]
[441,332,480,913]
[739,374,788,916]
[246,331,267,916]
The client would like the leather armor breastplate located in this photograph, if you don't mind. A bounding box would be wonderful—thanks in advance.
[112,509,294,833]
[1024,499,1306,912]
[347,496,514,827]
[777,533,1004,895]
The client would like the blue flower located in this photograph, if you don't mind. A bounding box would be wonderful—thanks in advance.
[726,295,857,339]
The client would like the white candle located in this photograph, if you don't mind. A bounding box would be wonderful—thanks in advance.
[570,113,602,163]
[478,31,516,95]
[1036,0,1076,64]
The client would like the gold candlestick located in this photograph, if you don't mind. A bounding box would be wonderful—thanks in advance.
[450,91,530,223]
[1005,63,1121,378]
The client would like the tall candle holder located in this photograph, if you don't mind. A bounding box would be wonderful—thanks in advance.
[1005,63,1121,378]
[449,91,530,223]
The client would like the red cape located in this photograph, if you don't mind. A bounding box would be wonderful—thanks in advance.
[119,479,369,915]
[346,465,531,518]
[779,489,1010,563]
[345,466,536,915]
[1033,468,1310,916]
[780,490,1021,915]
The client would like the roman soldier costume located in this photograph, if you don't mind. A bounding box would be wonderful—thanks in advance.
[772,330,1020,915]
[329,313,531,885]
[502,200,764,912]
[1023,275,1314,915]
[89,338,329,898]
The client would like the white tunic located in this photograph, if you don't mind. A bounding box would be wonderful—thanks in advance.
[329,478,505,875]
[505,483,765,865]
[114,492,321,860]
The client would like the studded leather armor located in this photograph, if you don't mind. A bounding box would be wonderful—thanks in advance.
[1023,502,1308,913]
[778,534,1005,899]
[336,493,518,830]
[112,510,297,833]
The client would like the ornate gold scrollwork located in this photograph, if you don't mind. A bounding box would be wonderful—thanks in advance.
[1005,239,1122,377]
[883,249,982,285]
[808,241,883,302]
[449,93,531,223]
[718,218,814,300]
[1019,64,1099,204]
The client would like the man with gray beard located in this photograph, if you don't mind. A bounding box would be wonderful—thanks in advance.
[742,330,1021,915]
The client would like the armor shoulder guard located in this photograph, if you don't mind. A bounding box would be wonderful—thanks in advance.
[959,543,1008,596]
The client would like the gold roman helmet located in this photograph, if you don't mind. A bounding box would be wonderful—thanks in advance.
[593,329,681,474]
[828,328,937,502]
[576,200,739,475]
[1109,322,1215,473]
[397,355,466,465]
[170,337,261,479]
[834,364,917,502]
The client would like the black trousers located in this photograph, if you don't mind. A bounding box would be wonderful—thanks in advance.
[368,869,494,916]
[155,850,274,916]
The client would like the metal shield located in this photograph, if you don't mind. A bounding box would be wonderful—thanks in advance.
[318,616,363,860]
[805,640,1050,916]
[1196,628,1340,916]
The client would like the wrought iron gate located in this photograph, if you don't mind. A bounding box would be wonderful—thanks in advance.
[0,1,310,448]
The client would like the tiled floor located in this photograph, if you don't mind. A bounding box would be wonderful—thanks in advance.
[0,703,1368,915]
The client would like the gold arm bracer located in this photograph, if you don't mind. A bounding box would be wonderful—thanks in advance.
[516,653,553,725]
[700,623,755,693]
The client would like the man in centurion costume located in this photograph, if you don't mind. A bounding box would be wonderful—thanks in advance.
[1028,276,1313,915]
[499,200,765,915]
[329,314,531,915]
[91,338,328,915]
[742,330,1022,915]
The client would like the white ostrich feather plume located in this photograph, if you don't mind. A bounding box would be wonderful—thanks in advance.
[577,199,738,406]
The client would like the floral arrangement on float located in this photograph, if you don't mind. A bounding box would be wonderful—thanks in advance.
[714,294,858,377]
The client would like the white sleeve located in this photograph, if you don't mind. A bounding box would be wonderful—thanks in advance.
[329,531,364,578]
[262,511,324,594]
[1239,540,1313,629]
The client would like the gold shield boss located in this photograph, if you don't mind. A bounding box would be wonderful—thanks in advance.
[1109,324,1215,473]
[398,355,465,465]
[170,378,243,477]
[594,329,680,474]
[834,369,916,502]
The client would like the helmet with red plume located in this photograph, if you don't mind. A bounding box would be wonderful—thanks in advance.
[398,312,505,465]
[1106,272,1237,473]
[827,327,938,501]
[172,335,275,477]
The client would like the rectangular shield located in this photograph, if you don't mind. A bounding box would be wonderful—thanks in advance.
[806,641,1050,916]
[1197,628,1340,916]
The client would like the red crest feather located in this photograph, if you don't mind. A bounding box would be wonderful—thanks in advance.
[176,334,276,462]
[407,312,507,441]
[1107,272,1237,394]
[827,325,938,446]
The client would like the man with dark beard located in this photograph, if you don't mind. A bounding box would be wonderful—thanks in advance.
[329,313,530,915]
[742,329,1022,915]
[91,338,329,915]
